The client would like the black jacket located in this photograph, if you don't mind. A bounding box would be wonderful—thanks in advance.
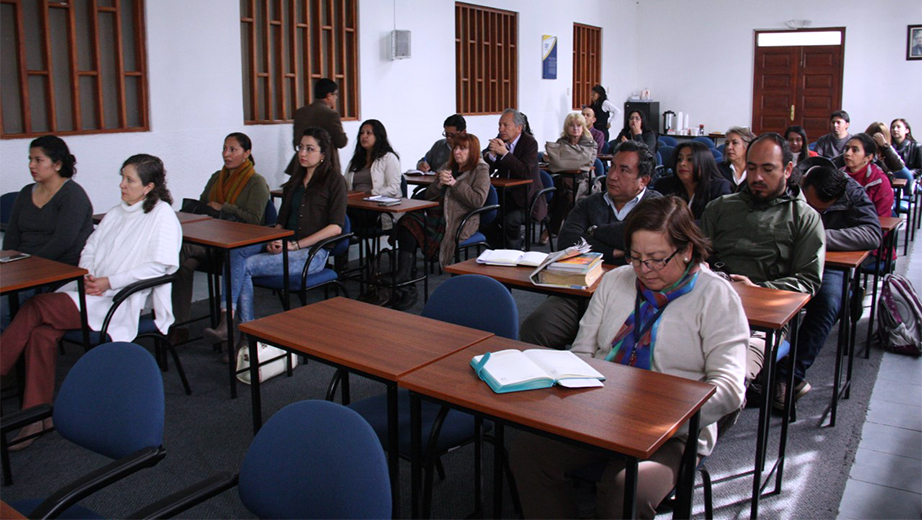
[483,132,546,221]
[558,189,662,264]
[653,174,732,219]
[820,175,883,252]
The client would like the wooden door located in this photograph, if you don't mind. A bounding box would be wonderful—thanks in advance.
[751,34,844,142]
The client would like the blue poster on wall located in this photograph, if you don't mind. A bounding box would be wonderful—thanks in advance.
[542,35,557,79]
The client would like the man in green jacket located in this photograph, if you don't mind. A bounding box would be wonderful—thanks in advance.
[701,132,826,383]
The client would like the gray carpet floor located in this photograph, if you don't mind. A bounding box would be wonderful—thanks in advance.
[0,240,900,519]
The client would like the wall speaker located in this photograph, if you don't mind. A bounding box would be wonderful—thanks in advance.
[391,30,411,60]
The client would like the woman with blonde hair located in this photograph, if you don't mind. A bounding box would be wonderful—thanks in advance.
[543,112,598,244]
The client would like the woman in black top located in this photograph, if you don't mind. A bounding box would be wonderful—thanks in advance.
[614,110,657,153]
[654,141,731,219]
[590,85,618,143]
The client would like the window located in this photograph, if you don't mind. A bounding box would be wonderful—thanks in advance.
[240,0,359,124]
[572,23,601,110]
[0,0,149,139]
[455,2,517,115]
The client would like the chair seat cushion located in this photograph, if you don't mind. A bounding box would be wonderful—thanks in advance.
[459,232,487,248]
[348,389,493,457]
[13,499,104,519]
[253,269,338,291]
[62,317,160,346]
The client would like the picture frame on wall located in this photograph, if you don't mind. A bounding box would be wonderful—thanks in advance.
[908,25,922,61]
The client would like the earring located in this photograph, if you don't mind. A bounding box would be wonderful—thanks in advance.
[684,258,689,262]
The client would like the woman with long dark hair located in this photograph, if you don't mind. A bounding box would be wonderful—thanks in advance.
[783,125,818,165]
[589,85,620,143]
[345,119,402,230]
[1,154,182,449]
[891,118,921,172]
[654,141,731,219]
[614,109,657,152]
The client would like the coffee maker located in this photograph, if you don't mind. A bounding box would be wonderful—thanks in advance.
[662,110,676,134]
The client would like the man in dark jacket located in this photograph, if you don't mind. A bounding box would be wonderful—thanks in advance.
[520,140,661,348]
[774,165,882,408]
[483,109,545,250]
[284,78,349,175]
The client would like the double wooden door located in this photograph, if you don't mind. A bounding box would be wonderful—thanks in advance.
[751,39,845,141]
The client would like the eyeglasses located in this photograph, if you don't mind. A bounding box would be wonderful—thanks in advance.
[442,131,459,139]
[626,249,680,271]
[295,144,319,153]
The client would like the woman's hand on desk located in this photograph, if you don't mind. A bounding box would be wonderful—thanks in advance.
[85,275,111,296]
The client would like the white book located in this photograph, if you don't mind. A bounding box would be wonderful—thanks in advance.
[476,249,548,267]
[470,349,605,394]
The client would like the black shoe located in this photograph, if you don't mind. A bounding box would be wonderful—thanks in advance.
[392,285,418,311]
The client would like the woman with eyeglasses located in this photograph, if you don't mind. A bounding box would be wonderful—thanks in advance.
[511,196,748,519]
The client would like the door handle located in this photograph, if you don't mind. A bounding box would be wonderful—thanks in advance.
[790,104,795,122]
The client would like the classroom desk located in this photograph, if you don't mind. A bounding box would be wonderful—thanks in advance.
[179,219,293,399]
[821,249,872,428]
[444,258,613,299]
[731,283,810,519]
[347,197,441,303]
[92,210,211,225]
[237,297,494,517]
[0,251,90,350]
[399,336,715,519]
[865,216,904,354]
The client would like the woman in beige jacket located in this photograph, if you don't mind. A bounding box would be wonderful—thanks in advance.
[390,133,490,309]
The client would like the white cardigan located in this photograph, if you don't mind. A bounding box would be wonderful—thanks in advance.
[59,199,182,342]
[345,151,402,197]
[571,264,749,457]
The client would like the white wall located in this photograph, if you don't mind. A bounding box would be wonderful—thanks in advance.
[635,0,922,136]
[2,0,916,213]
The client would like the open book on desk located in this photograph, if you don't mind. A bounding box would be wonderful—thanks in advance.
[476,249,548,267]
[470,349,605,394]
[363,195,403,206]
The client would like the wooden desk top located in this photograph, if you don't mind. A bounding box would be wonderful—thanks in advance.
[443,259,614,298]
[1,500,26,520]
[825,250,871,269]
[179,219,293,248]
[93,211,211,225]
[272,188,365,199]
[405,175,534,190]
[404,174,437,186]
[399,336,715,460]
[891,178,907,189]
[0,251,88,294]
[732,284,810,330]
[879,216,903,233]
[347,197,440,213]
[238,297,494,381]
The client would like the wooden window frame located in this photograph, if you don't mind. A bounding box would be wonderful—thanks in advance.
[240,0,359,125]
[455,2,517,116]
[0,0,149,139]
[572,23,601,110]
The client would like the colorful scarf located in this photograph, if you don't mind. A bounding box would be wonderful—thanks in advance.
[605,265,699,369]
[209,161,255,205]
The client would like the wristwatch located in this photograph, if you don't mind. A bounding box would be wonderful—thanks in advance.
[586,225,598,237]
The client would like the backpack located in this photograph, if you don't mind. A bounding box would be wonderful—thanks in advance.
[877,274,922,356]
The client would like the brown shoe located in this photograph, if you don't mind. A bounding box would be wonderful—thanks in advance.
[203,312,231,345]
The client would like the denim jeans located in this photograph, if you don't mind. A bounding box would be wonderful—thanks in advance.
[779,270,845,383]
[225,244,330,323]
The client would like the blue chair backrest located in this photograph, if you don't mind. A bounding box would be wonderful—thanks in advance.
[238,400,391,519]
[593,157,605,176]
[263,199,278,227]
[53,342,164,460]
[711,149,723,162]
[422,274,519,340]
[400,175,408,198]
[330,214,352,257]
[808,141,817,152]
[479,185,499,226]
[539,169,554,204]
[1,192,18,226]
[716,143,726,155]
[659,145,675,166]
[601,140,610,155]
[692,136,716,148]
[658,135,678,147]
[656,151,663,166]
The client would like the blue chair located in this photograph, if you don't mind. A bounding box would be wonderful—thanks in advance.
[0,192,17,232]
[2,342,166,510]
[717,143,726,156]
[601,140,611,155]
[593,157,605,177]
[711,148,723,163]
[659,145,675,167]
[658,135,678,147]
[656,150,663,166]
[263,198,278,227]
[253,215,354,306]
[808,141,817,152]
[131,400,391,519]
[526,170,556,251]
[692,136,716,148]
[61,274,191,396]
[345,275,518,516]
[455,185,501,263]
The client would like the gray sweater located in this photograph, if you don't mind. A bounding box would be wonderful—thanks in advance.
[821,175,882,252]
[3,180,94,266]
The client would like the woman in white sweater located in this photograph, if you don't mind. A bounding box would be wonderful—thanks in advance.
[345,119,402,231]
[511,196,748,519]
[0,154,181,449]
